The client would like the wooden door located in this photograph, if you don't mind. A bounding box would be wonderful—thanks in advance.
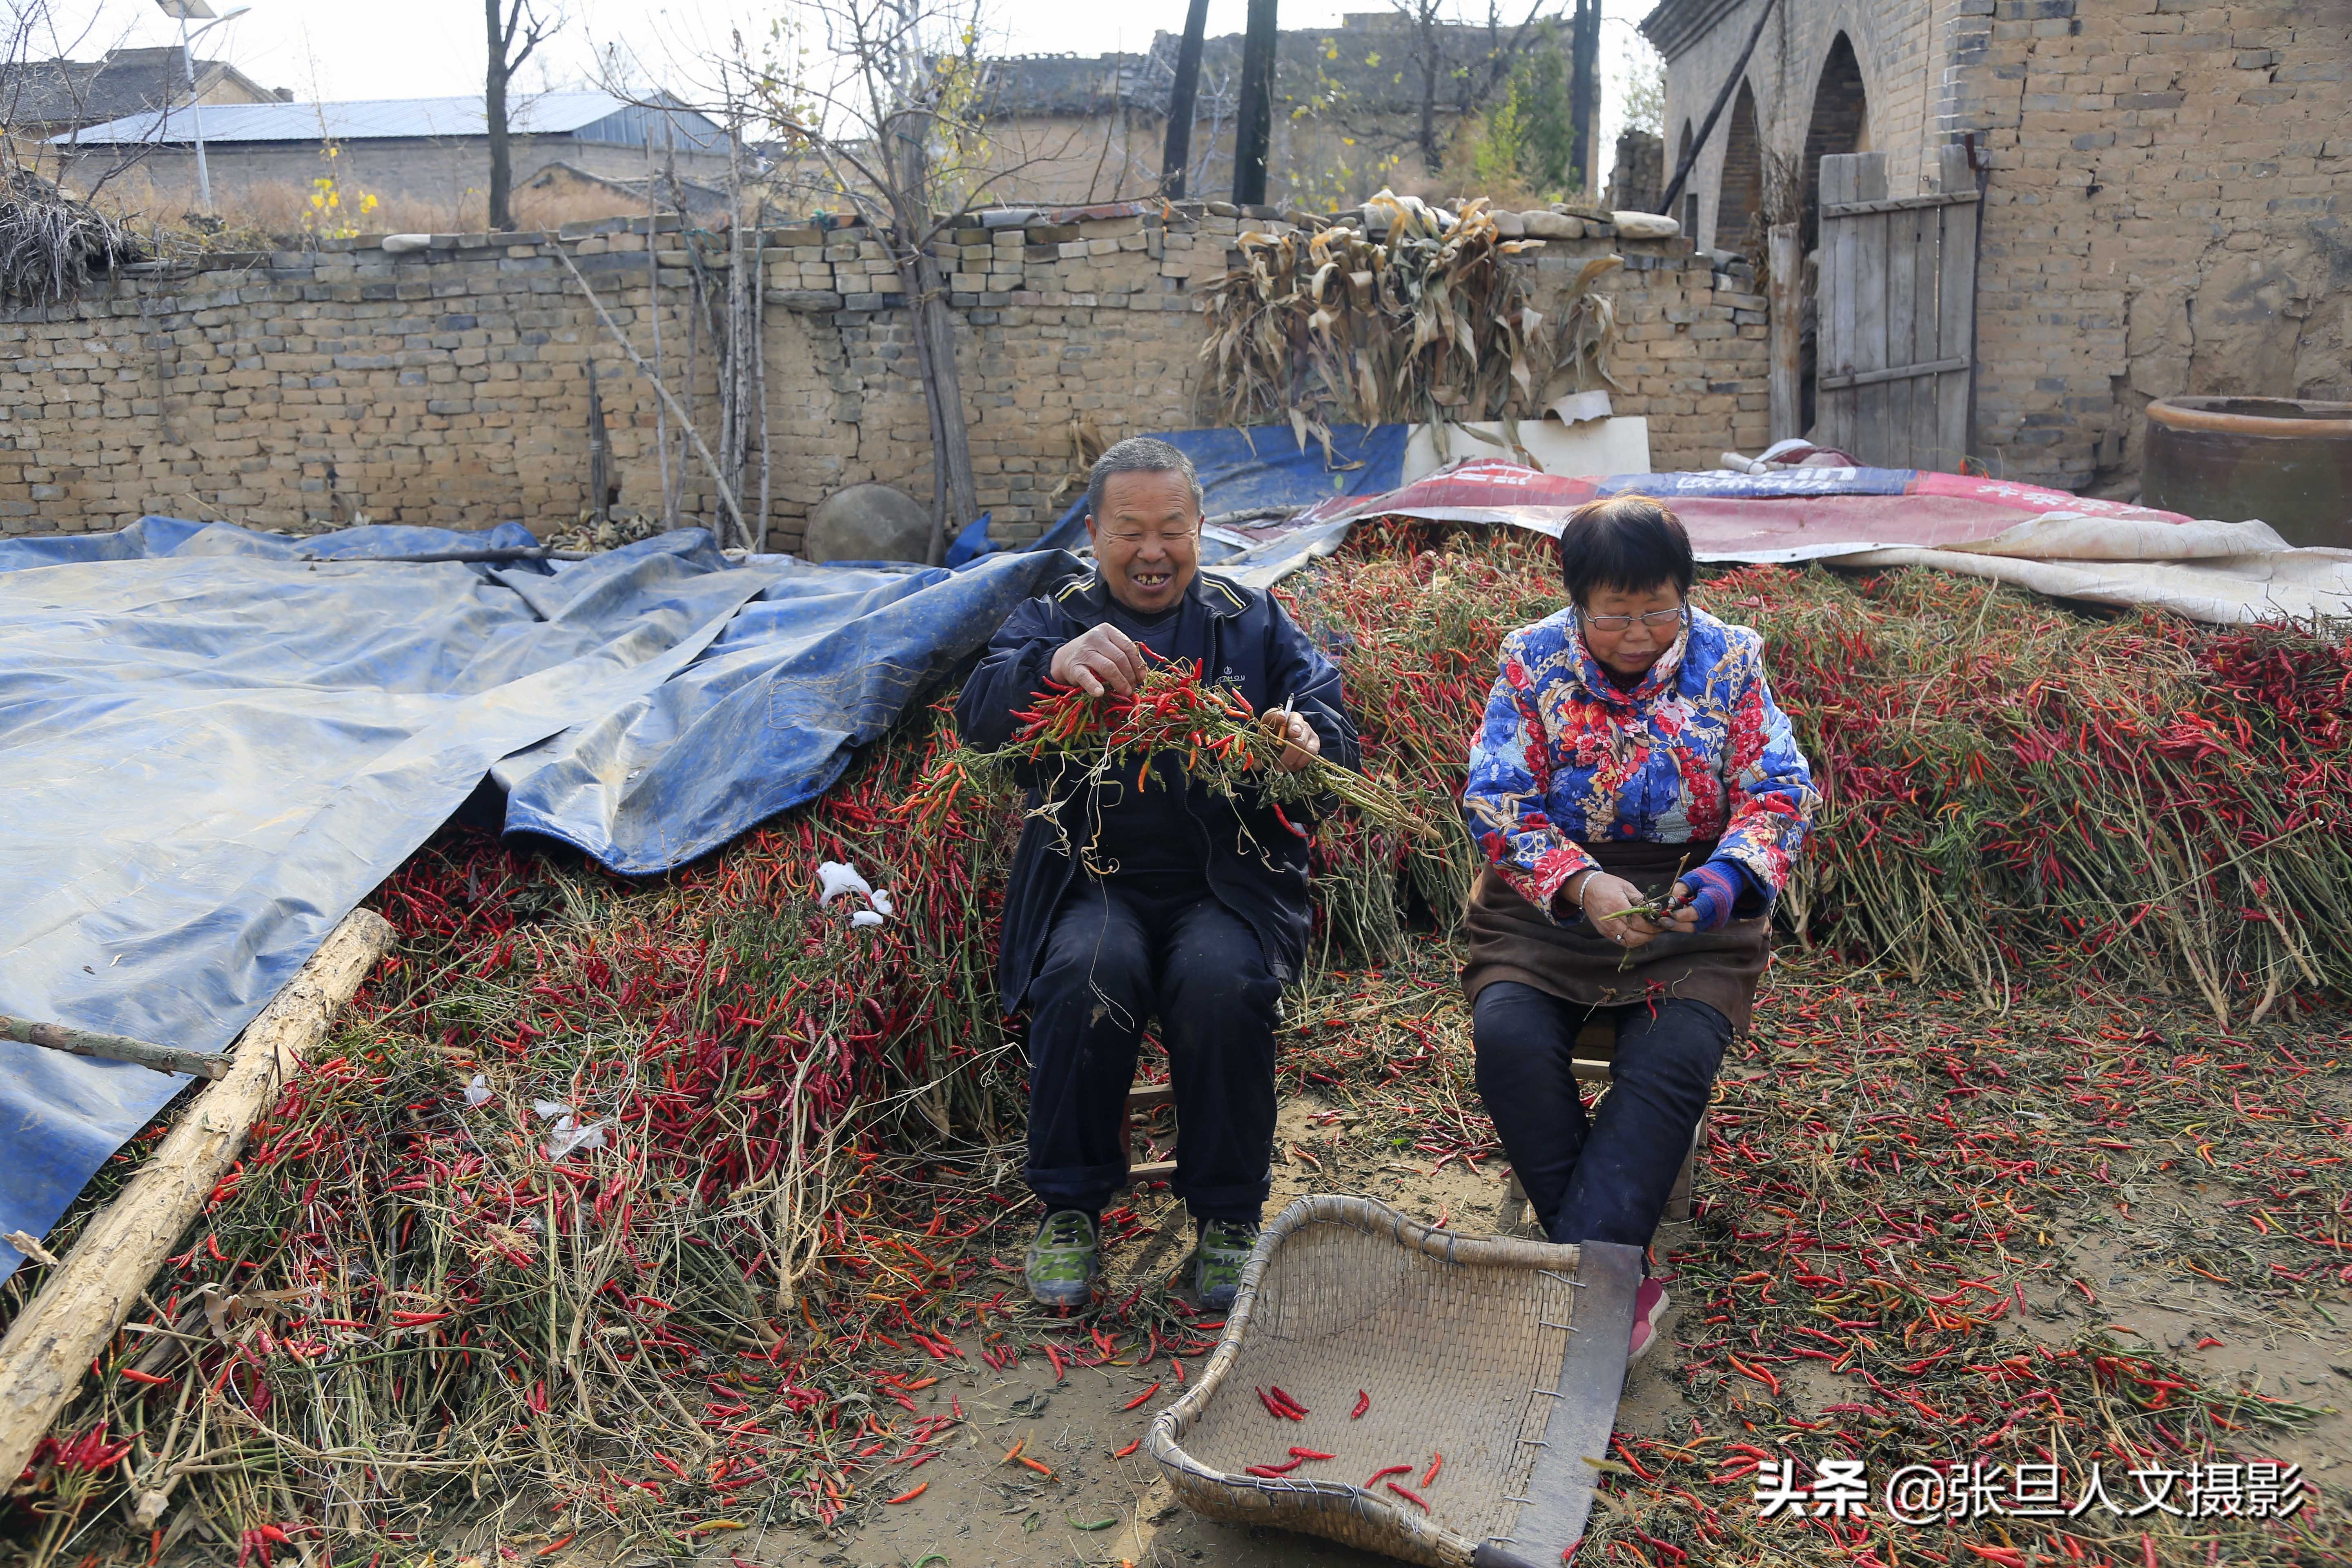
[1814,145,1980,469]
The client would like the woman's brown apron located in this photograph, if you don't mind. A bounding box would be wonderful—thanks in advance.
[1459,838,1771,1032]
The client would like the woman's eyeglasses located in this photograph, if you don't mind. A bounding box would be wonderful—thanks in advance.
[1582,608,1686,633]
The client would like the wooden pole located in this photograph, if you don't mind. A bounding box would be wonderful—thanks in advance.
[1655,0,1777,221]
[553,244,753,548]
[1768,222,1802,442]
[1569,0,1601,198]
[1160,0,1211,198]
[1,1016,229,1081]
[0,909,396,1486]
[1232,0,1277,207]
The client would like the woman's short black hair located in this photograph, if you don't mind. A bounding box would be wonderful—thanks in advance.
[1557,494,1695,605]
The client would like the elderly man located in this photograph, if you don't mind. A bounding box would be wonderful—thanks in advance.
[956,437,1360,1309]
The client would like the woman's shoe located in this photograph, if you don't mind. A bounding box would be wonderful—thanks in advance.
[1628,1277,1670,1365]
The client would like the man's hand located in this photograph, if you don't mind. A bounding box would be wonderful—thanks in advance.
[1048,624,1145,696]
[1258,706,1321,773]
[1568,871,1670,948]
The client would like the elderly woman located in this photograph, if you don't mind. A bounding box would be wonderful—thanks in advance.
[1461,496,1817,1361]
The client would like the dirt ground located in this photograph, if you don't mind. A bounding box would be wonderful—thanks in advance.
[706,1071,2350,1568]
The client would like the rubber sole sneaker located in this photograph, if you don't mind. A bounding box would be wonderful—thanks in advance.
[1191,1218,1259,1311]
[1628,1278,1670,1365]
[1024,1209,1101,1308]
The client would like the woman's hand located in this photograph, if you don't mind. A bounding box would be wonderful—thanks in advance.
[1570,871,1669,948]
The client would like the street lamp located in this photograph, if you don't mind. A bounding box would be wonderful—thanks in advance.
[154,1,252,215]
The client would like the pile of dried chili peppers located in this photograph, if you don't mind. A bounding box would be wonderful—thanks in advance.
[1292,525,2352,1024]
[9,526,2349,1568]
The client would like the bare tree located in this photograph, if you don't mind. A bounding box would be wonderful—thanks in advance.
[1283,2,1560,187]
[746,0,997,566]
[2,1,160,200]
[485,0,559,231]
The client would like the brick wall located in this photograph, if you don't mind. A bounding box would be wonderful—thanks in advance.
[1954,0,2351,492]
[1654,0,1955,254]
[1652,0,2350,494]
[0,209,1767,544]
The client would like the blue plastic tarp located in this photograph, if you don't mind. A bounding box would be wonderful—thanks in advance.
[1030,422,1410,555]
[0,518,1076,1278]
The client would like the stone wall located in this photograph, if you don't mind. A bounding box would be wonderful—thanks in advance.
[0,209,1768,545]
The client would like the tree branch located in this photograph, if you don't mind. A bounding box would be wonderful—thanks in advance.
[552,243,751,548]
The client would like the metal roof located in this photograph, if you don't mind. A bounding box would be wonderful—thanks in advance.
[51,90,721,147]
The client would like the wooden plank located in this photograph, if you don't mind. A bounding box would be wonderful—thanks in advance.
[1818,155,1856,452]
[1819,356,1971,390]
[0,909,397,1489]
[1125,1082,1176,1112]
[1506,1239,1644,1561]
[1884,193,1920,467]
[1912,196,1944,466]
[1850,154,1891,466]
[1768,224,1802,443]
[1129,1159,1178,1181]
[1936,144,1980,470]
[1,1016,230,1080]
[1819,189,1980,218]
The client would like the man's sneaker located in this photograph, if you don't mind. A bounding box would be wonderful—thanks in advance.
[1024,1210,1101,1308]
[1628,1278,1670,1365]
[1191,1218,1260,1311]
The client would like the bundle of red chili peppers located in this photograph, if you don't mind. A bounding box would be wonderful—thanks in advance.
[898,650,1427,846]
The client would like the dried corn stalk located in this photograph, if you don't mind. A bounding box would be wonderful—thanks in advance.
[1198,189,1621,459]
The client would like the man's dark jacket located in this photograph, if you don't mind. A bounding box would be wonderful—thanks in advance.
[953,568,1361,1011]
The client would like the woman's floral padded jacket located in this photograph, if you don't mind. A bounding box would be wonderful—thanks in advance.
[1462,604,1819,918]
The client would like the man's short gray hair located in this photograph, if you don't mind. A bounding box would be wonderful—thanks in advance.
[1085,437,1205,524]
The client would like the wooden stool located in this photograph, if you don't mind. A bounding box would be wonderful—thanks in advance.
[1126,1079,1178,1183]
[1495,1014,1701,1237]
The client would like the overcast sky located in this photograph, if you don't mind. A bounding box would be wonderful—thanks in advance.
[28,1,1657,175]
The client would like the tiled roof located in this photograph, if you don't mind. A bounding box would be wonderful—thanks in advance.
[0,47,283,132]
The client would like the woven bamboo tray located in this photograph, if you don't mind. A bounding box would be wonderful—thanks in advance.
[1147,1194,1642,1568]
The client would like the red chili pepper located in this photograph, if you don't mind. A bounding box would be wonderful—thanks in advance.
[1350,1390,1370,1419]
[118,1368,173,1386]
[886,1483,927,1504]
[1113,1439,1142,1459]
[1267,1384,1308,1417]
[1421,1452,1443,1488]
[1121,1381,1162,1411]
[1290,1448,1336,1461]
[1386,1481,1430,1512]
[535,1532,577,1557]
[1364,1464,1414,1488]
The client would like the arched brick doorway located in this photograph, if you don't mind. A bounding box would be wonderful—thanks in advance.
[1798,33,1868,433]
[1715,80,1762,256]
[1800,32,1868,252]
